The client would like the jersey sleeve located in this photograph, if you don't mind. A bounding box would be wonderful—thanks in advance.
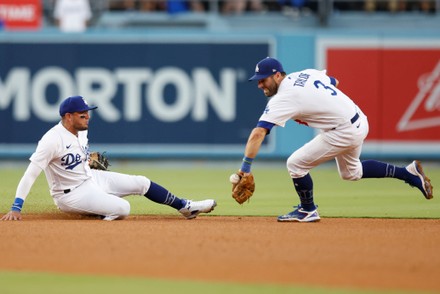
[317,69,337,86]
[256,120,276,134]
[258,92,301,128]
[15,162,43,202]
[30,131,60,170]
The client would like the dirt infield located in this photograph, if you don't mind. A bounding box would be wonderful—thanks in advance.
[1,214,439,292]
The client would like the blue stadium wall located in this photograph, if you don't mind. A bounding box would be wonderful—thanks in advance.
[0,30,439,159]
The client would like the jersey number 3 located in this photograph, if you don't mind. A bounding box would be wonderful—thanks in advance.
[313,80,337,96]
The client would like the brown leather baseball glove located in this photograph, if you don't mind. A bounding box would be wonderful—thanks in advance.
[231,171,255,204]
[89,152,110,171]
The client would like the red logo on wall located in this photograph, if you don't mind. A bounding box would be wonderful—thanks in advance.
[325,47,440,142]
[0,0,41,30]
[398,61,440,132]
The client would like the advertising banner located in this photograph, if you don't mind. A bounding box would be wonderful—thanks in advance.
[317,38,440,157]
[0,39,272,156]
[0,0,41,30]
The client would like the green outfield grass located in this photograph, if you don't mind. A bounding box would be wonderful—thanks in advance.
[1,161,438,294]
[0,271,413,294]
[1,161,438,218]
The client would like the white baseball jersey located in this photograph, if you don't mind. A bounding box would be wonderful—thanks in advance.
[258,69,369,180]
[23,121,150,220]
[259,69,358,131]
[30,122,92,196]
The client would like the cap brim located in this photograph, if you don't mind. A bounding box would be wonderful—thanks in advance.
[79,106,98,112]
[60,105,97,116]
[67,106,97,114]
[248,73,273,81]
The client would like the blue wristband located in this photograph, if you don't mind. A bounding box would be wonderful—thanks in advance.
[11,198,24,212]
[240,156,254,173]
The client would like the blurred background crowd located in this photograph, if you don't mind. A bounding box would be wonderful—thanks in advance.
[48,0,437,14]
[39,0,439,33]
[48,0,437,15]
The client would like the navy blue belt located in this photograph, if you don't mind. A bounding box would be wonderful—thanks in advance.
[331,113,359,130]
[350,112,359,124]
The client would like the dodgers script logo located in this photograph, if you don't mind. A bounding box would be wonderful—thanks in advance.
[398,61,440,131]
[61,153,83,170]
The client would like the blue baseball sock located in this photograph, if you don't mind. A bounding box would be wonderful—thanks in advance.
[144,182,186,210]
[292,174,316,211]
[361,160,409,180]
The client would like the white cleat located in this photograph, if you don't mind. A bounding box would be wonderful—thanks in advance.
[277,205,321,222]
[179,199,217,219]
[405,160,433,200]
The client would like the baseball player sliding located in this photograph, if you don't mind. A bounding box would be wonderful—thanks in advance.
[1,96,216,221]
[233,57,433,222]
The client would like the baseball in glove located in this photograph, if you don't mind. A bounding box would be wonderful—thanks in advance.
[89,152,110,171]
[230,171,255,204]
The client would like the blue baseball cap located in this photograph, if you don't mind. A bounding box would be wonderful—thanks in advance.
[248,57,285,81]
[59,96,97,116]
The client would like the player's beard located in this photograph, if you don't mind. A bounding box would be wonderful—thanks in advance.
[74,121,89,131]
[263,77,279,97]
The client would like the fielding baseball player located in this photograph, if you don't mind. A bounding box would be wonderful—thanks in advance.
[1,96,216,221]
[236,57,433,222]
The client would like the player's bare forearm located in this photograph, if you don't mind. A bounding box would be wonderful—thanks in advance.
[244,127,267,159]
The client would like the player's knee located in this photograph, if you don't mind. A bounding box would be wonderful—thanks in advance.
[286,156,308,178]
[138,176,151,195]
[340,170,362,181]
[120,200,130,216]
[110,200,130,220]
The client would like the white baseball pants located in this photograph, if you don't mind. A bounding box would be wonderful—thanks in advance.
[287,111,369,181]
[52,170,151,220]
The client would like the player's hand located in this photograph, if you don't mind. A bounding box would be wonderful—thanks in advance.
[0,211,22,221]
[231,171,255,204]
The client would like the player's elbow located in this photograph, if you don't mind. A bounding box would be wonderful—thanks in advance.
[251,127,268,139]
